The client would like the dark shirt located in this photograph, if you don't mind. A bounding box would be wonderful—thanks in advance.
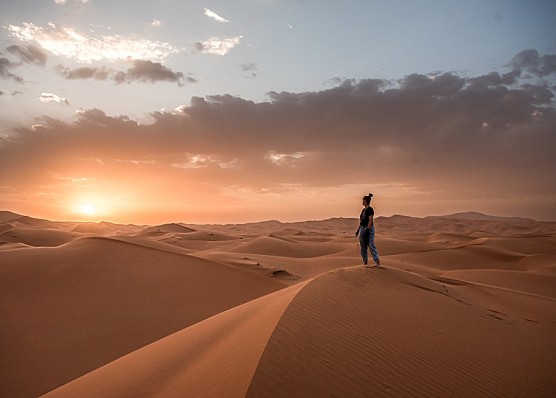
[360,206,374,226]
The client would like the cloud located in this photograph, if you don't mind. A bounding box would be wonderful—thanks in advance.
[204,8,230,23]
[38,92,70,105]
[240,63,258,79]
[509,49,556,77]
[0,90,23,96]
[1,49,555,220]
[54,0,89,4]
[467,70,521,87]
[150,19,162,28]
[518,83,554,104]
[54,64,111,80]
[7,23,179,63]
[172,153,238,169]
[122,60,186,85]
[399,72,465,97]
[54,60,195,86]
[0,58,24,83]
[267,151,309,166]
[324,77,344,86]
[241,63,258,72]
[6,44,48,66]
[195,36,242,55]
[0,44,48,83]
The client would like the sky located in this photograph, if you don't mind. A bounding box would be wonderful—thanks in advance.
[1,0,556,224]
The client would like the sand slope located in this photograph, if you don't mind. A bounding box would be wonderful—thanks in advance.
[0,236,284,398]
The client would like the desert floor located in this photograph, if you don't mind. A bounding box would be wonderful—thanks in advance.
[1,211,555,397]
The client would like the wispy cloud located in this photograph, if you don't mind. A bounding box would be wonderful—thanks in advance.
[54,60,196,86]
[7,23,179,63]
[0,44,47,84]
[0,90,22,96]
[195,36,242,55]
[0,57,24,83]
[324,77,344,86]
[240,63,258,72]
[0,58,19,83]
[54,64,111,80]
[39,92,70,105]
[7,44,48,66]
[53,0,89,4]
[172,153,238,169]
[203,8,230,23]
[150,19,162,28]
[240,63,258,79]
[267,151,309,166]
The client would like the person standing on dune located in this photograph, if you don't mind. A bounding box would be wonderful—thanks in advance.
[355,193,382,268]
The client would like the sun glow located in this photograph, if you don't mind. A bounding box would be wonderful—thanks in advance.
[80,203,96,216]
[72,197,105,219]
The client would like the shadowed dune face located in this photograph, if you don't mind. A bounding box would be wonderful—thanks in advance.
[1,211,555,397]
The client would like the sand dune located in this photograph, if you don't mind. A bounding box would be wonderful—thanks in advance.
[247,267,556,397]
[42,282,310,398]
[0,235,284,398]
[42,266,556,398]
[0,225,80,247]
[0,211,555,397]
[72,221,142,236]
[137,223,197,236]
[230,235,348,258]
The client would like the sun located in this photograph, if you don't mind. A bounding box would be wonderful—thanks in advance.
[80,204,96,217]
[72,194,112,221]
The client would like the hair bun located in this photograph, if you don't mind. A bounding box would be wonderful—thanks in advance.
[369,193,373,197]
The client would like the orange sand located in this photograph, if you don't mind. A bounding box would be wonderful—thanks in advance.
[0,211,555,397]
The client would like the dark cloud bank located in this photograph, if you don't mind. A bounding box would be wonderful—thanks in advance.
[1,49,556,219]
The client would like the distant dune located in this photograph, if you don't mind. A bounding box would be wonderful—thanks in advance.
[438,211,536,222]
[1,211,555,397]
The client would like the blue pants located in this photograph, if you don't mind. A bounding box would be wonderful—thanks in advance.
[359,226,380,264]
